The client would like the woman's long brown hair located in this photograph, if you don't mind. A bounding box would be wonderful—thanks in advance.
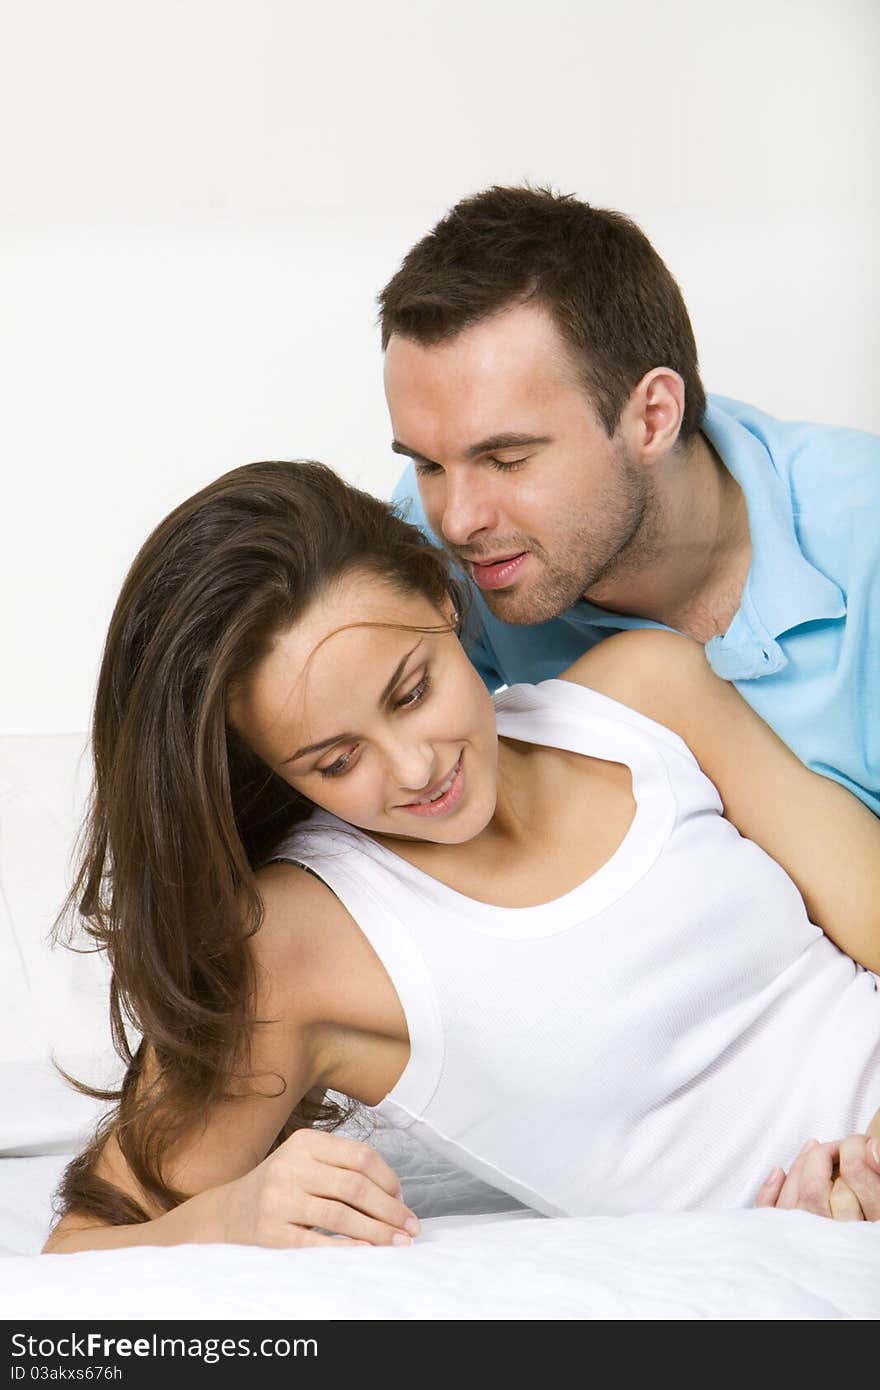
[50,459,465,1228]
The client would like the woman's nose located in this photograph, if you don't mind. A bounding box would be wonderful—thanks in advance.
[389,742,436,796]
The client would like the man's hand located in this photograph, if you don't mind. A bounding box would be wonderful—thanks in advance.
[755,1121,880,1221]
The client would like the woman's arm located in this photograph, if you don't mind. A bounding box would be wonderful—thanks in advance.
[42,1127,414,1252]
[43,866,418,1253]
[564,629,880,971]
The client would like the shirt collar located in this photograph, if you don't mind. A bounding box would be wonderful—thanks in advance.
[701,399,845,640]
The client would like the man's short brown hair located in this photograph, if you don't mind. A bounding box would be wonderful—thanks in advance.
[378,185,706,441]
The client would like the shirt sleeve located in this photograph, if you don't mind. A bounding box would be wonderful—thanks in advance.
[390,462,506,694]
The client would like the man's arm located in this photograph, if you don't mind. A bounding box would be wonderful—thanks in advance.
[391,461,505,692]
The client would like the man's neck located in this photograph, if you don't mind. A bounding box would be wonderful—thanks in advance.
[583,433,752,643]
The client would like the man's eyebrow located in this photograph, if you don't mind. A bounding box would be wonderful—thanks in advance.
[392,433,551,465]
[392,439,434,466]
[283,640,424,764]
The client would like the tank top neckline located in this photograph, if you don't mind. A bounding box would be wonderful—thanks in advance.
[301,679,680,939]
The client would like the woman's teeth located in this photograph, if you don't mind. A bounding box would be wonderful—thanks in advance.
[411,760,458,805]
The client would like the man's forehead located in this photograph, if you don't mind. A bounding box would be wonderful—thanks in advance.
[385,303,568,384]
[385,309,580,455]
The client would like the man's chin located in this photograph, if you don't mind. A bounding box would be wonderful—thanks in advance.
[478,585,561,626]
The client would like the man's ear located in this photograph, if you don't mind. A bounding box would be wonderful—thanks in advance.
[623,368,686,461]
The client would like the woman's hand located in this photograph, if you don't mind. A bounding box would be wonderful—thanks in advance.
[215,1128,421,1248]
[755,1131,880,1221]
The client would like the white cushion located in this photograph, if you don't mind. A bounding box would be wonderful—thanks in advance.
[0,734,124,1154]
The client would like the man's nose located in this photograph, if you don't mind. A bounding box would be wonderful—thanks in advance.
[438,472,496,547]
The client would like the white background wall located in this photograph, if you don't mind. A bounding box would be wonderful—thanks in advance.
[2,0,878,733]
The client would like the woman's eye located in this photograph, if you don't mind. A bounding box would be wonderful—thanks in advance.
[316,676,431,777]
[318,749,356,779]
[396,674,431,709]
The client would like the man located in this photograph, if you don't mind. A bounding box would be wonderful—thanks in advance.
[380,185,880,815]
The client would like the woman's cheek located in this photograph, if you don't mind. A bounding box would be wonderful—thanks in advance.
[331,768,387,827]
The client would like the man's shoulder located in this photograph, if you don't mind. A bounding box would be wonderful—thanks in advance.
[708,392,879,452]
[707,393,880,511]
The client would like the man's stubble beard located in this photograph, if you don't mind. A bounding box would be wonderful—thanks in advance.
[467,445,661,626]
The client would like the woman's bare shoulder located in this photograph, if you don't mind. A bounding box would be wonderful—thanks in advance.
[558,628,710,723]
[255,856,352,919]
[253,857,408,1096]
[250,859,360,1017]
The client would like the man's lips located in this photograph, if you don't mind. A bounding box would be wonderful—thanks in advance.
[467,551,526,567]
[466,552,529,591]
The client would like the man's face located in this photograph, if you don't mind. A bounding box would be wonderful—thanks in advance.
[384,301,652,624]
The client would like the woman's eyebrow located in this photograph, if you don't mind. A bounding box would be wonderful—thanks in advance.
[283,640,424,763]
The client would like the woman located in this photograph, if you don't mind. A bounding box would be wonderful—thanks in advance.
[43,460,880,1254]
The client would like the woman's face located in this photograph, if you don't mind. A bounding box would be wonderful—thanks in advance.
[229,570,500,845]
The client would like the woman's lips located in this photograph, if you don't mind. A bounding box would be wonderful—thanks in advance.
[469,552,528,590]
[399,752,465,818]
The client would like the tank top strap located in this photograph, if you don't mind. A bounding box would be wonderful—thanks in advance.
[494,677,703,770]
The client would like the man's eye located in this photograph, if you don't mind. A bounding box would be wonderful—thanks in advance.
[318,749,356,779]
[414,457,527,475]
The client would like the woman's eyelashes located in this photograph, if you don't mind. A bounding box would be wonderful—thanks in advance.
[318,747,357,779]
[395,671,431,709]
[316,671,432,779]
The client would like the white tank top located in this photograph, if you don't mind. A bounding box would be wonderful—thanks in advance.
[271,679,880,1215]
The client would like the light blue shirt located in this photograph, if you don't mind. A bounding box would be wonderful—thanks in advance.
[392,395,880,815]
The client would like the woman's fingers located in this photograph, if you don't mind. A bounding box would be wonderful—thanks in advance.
[273,1226,372,1249]
[773,1138,829,1213]
[307,1161,420,1242]
[283,1130,420,1243]
[303,1194,417,1246]
[755,1167,786,1207]
[234,1129,420,1248]
[305,1131,405,1199]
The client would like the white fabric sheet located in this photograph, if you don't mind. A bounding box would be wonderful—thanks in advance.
[2,1152,879,1320]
